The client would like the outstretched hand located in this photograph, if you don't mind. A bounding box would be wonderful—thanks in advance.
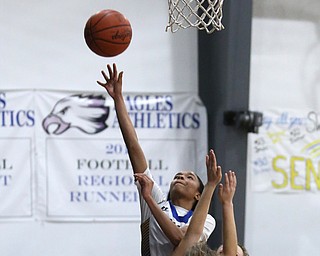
[218,171,237,205]
[97,63,123,99]
[205,149,222,187]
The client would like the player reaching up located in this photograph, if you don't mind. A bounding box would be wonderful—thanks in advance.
[97,63,217,256]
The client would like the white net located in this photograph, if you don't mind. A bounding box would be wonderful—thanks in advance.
[166,0,225,34]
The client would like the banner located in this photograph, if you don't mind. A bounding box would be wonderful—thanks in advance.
[249,109,320,193]
[0,90,208,221]
[0,91,34,219]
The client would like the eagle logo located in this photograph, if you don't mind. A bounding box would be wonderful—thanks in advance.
[42,94,110,135]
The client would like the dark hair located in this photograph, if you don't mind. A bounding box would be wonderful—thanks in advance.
[167,173,204,211]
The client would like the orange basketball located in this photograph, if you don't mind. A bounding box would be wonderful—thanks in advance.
[84,9,132,57]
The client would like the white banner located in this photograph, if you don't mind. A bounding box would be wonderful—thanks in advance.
[249,109,320,193]
[0,90,207,221]
[0,91,35,219]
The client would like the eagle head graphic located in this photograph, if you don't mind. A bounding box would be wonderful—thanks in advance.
[42,94,109,135]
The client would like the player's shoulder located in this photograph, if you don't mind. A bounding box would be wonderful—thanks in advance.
[205,213,216,225]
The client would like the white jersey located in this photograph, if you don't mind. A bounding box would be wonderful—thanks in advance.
[136,168,216,256]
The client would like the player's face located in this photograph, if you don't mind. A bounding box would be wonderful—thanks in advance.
[169,171,201,200]
[216,245,244,256]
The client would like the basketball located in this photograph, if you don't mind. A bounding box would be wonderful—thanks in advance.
[84,9,132,57]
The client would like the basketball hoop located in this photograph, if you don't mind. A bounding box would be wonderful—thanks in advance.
[166,0,225,34]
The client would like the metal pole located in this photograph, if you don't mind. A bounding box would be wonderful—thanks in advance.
[198,0,253,248]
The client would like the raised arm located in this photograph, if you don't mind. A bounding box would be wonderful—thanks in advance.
[134,173,186,246]
[97,63,147,174]
[218,171,238,256]
[172,149,222,256]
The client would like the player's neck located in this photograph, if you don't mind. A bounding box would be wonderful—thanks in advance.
[171,197,194,211]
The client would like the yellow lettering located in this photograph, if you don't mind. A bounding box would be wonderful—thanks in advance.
[290,156,304,190]
[306,159,320,190]
[272,155,288,189]
[272,155,320,191]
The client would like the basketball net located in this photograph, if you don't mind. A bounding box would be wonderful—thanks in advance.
[166,0,225,34]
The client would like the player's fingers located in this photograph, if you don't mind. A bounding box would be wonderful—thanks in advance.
[133,173,143,183]
[113,63,118,79]
[97,80,104,86]
[100,70,109,82]
[210,149,217,169]
[107,64,113,78]
[218,183,223,197]
[139,174,153,184]
[217,166,222,177]
[207,150,212,169]
[135,177,144,186]
[232,172,237,187]
[205,154,209,168]
[224,172,229,187]
[229,171,234,181]
[118,71,123,83]
[133,173,140,180]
